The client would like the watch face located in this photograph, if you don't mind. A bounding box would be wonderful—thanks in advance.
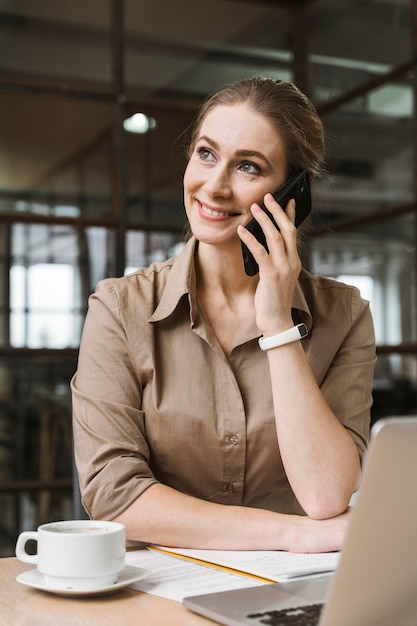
[299,323,308,339]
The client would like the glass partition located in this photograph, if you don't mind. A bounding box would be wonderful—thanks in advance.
[0,92,114,219]
[311,214,416,346]
[125,105,193,230]
[312,74,415,225]
[0,0,111,83]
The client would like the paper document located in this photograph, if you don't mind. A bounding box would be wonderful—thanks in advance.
[154,546,340,582]
[125,545,340,602]
[125,548,261,602]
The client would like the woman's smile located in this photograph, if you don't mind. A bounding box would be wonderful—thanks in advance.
[198,200,239,219]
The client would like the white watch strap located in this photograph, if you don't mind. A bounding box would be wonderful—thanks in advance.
[258,323,308,351]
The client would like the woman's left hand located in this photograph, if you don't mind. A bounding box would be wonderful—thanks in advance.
[238,194,301,336]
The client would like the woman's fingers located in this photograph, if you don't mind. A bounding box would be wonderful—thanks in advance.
[238,196,299,271]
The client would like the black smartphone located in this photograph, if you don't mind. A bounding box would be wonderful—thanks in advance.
[241,169,311,276]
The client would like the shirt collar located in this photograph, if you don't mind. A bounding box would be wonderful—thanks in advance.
[149,237,197,323]
[149,236,313,332]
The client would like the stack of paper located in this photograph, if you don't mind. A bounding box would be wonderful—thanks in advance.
[125,546,340,602]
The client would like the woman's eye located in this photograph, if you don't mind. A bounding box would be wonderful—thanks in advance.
[240,161,261,174]
[197,147,215,162]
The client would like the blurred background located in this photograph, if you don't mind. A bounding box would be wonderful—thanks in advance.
[0,0,416,555]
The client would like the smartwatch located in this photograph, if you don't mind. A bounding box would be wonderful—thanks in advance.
[258,323,308,351]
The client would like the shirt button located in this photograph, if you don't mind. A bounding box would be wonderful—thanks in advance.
[229,434,239,445]
[224,482,235,493]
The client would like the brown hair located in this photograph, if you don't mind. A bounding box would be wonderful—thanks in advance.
[187,76,325,179]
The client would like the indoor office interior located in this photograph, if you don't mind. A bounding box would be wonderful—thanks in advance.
[0,0,416,557]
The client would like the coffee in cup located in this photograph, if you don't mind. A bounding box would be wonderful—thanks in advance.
[15,520,125,591]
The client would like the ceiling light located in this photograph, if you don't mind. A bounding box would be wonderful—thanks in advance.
[123,113,157,134]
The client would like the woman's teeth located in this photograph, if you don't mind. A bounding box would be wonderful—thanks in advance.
[201,204,231,217]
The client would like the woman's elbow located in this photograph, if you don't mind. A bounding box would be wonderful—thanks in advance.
[301,491,353,520]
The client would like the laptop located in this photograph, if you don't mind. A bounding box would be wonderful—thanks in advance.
[183,416,417,626]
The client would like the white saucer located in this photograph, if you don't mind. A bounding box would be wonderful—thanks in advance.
[16,564,145,597]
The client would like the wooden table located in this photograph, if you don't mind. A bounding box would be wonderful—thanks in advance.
[0,558,213,625]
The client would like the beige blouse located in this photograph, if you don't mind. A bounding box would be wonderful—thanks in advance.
[72,237,376,520]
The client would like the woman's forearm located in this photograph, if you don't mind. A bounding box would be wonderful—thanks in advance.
[267,340,361,519]
[112,483,350,553]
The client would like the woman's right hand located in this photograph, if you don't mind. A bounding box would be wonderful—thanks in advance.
[286,508,352,554]
[238,196,301,338]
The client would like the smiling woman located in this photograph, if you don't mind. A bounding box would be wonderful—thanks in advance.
[183,103,287,249]
[72,77,376,554]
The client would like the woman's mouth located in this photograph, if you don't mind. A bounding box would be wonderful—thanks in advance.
[199,202,238,218]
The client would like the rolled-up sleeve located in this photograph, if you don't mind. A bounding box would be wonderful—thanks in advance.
[302,279,376,464]
[72,279,158,520]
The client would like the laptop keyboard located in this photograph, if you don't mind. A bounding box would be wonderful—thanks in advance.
[247,603,323,625]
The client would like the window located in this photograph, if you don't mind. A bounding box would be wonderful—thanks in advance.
[10,263,78,348]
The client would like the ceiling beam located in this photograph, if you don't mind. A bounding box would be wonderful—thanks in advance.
[316,59,416,115]
[220,0,313,6]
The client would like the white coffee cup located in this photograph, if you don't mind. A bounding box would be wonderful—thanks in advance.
[15,520,126,591]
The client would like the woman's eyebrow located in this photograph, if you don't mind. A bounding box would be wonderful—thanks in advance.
[198,135,218,149]
[236,149,271,163]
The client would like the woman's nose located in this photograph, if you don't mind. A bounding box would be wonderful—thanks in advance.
[204,167,232,198]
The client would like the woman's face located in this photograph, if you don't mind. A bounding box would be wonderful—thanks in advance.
[183,102,287,247]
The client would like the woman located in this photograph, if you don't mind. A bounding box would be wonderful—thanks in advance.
[72,77,376,553]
